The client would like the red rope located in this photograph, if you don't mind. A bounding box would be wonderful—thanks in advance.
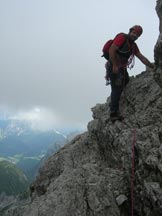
[122,69,136,216]
[131,128,136,216]
[119,66,136,215]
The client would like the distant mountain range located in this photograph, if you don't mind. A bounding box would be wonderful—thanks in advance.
[0,116,82,214]
[0,117,81,188]
[0,118,68,186]
[0,118,66,157]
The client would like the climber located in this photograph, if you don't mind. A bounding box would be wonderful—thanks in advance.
[106,25,155,121]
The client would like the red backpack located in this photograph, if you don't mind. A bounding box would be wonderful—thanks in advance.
[101,33,127,60]
[101,39,113,60]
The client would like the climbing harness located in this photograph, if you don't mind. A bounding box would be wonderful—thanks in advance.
[104,53,135,86]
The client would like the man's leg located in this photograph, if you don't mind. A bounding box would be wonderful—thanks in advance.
[122,69,130,87]
[110,84,123,114]
[110,72,123,117]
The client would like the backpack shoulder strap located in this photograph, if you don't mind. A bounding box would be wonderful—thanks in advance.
[112,33,129,51]
[116,33,128,49]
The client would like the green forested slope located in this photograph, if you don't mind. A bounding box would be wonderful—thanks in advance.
[0,160,29,195]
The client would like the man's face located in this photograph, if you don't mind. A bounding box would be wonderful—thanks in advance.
[129,30,139,41]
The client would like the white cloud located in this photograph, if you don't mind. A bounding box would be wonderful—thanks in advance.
[9,107,59,131]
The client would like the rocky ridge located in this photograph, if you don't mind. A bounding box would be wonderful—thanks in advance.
[4,0,162,215]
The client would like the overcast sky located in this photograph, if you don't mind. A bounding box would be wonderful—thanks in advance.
[0,0,159,130]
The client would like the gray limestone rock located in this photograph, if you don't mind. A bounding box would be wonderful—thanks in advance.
[116,195,128,206]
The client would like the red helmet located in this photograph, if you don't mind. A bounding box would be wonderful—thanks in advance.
[130,25,143,37]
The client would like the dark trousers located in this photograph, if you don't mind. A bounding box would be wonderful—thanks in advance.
[107,63,129,113]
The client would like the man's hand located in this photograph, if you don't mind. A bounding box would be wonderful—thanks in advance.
[112,65,118,74]
[136,52,156,72]
[150,62,157,72]
[150,62,155,69]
